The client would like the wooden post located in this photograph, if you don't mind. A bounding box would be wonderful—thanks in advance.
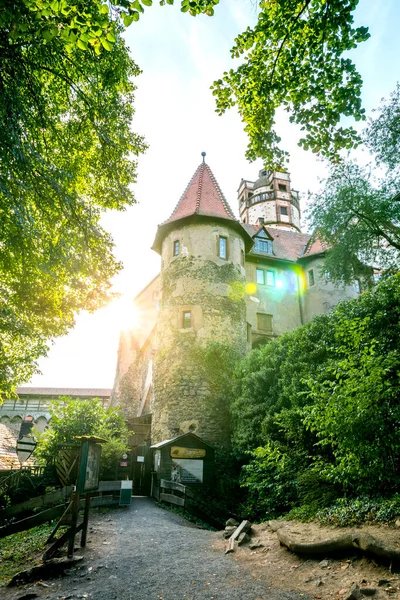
[67,489,80,558]
[80,493,91,547]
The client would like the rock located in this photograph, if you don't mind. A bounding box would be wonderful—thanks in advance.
[318,559,329,569]
[225,518,239,528]
[394,519,400,528]
[379,579,398,587]
[8,557,84,587]
[249,539,264,550]
[344,584,362,600]
[268,520,287,532]
[315,578,324,587]
[238,532,251,546]
[223,526,236,539]
[360,588,376,596]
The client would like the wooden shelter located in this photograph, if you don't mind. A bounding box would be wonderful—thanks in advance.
[150,433,215,497]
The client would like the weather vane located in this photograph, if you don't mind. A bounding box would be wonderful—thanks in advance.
[201,151,206,163]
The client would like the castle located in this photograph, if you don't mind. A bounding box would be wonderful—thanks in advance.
[111,157,360,447]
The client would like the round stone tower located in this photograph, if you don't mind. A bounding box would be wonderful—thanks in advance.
[151,157,253,447]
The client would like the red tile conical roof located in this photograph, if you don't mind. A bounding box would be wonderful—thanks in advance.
[164,162,236,223]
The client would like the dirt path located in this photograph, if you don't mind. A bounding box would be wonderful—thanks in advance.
[4,498,309,600]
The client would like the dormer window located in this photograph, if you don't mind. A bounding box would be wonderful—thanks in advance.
[254,238,273,254]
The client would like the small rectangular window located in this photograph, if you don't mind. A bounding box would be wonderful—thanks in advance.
[173,240,180,256]
[256,268,264,285]
[241,249,245,266]
[308,269,315,287]
[280,206,288,216]
[266,270,275,286]
[257,313,272,332]
[219,236,227,259]
[182,311,191,329]
[278,184,287,192]
[247,322,252,343]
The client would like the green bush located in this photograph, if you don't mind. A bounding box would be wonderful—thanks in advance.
[232,274,400,522]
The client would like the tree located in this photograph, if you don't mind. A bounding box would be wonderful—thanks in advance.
[211,0,369,168]
[308,88,400,284]
[0,1,219,396]
[234,274,400,519]
[36,397,129,479]
[17,0,219,54]
[0,11,146,395]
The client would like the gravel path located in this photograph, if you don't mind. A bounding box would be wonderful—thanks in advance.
[7,498,310,600]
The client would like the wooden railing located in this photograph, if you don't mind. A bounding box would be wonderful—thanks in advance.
[159,478,194,508]
[0,480,125,539]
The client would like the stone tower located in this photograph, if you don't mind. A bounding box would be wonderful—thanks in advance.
[238,169,301,231]
[150,158,253,447]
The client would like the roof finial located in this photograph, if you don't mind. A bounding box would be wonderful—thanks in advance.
[201,151,206,163]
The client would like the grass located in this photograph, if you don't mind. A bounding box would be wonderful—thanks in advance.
[0,521,59,586]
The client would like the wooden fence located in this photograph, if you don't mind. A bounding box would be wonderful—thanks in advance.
[158,478,194,508]
[0,480,124,539]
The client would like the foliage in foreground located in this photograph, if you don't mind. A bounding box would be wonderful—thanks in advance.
[212,0,369,167]
[36,397,129,479]
[0,521,56,585]
[0,5,146,395]
[308,85,400,285]
[232,274,400,521]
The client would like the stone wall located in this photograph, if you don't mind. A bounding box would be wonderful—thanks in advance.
[152,222,248,448]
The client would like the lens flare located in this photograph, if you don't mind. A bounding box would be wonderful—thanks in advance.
[245,282,257,295]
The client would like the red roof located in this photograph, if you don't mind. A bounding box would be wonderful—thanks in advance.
[301,234,329,257]
[0,424,35,470]
[243,224,311,261]
[164,162,236,224]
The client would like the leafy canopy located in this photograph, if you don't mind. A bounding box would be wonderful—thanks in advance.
[0,0,220,395]
[0,6,147,394]
[17,0,219,54]
[211,0,369,168]
[308,86,400,284]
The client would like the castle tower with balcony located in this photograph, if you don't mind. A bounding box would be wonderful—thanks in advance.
[111,157,360,451]
[238,169,301,231]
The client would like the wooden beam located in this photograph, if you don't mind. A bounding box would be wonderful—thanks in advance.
[160,493,185,507]
[230,520,252,542]
[4,486,73,517]
[160,479,186,494]
[0,505,65,539]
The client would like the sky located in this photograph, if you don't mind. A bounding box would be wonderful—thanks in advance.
[23,0,400,390]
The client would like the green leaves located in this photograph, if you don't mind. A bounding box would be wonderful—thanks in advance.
[36,398,129,479]
[233,273,400,520]
[21,0,218,56]
[0,14,147,395]
[307,122,400,285]
[211,0,369,168]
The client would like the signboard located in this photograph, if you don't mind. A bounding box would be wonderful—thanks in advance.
[170,446,206,459]
[77,441,102,493]
[16,436,37,464]
[119,480,132,506]
[171,459,203,483]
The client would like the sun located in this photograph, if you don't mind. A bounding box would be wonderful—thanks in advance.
[101,295,141,332]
